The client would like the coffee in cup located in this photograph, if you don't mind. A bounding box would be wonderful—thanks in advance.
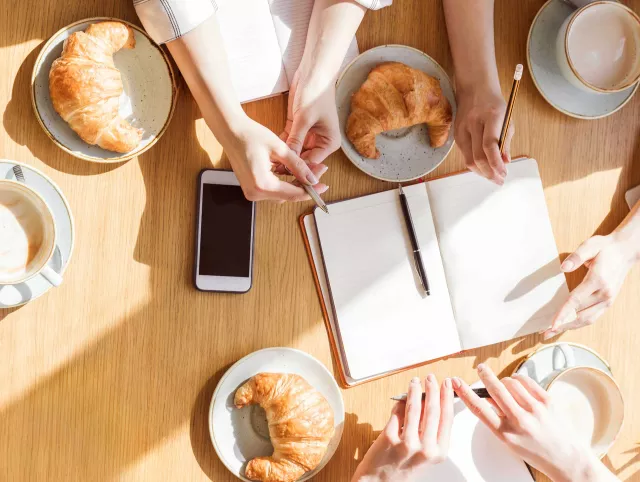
[557,1,640,93]
[0,180,62,286]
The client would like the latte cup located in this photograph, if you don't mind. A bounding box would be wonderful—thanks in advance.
[541,344,624,458]
[556,1,640,93]
[0,180,62,287]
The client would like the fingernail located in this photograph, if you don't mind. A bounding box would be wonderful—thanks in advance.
[318,165,329,175]
[427,374,436,383]
[543,331,555,340]
[561,259,574,271]
[444,378,452,388]
[451,378,462,389]
[306,172,319,185]
[477,364,485,372]
[411,376,420,384]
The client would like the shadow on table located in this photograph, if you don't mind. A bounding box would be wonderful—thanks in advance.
[2,42,124,176]
[190,363,234,480]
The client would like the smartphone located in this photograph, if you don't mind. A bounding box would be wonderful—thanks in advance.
[194,169,255,293]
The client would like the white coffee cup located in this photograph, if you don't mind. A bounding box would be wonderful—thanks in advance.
[556,1,640,93]
[541,344,624,458]
[0,180,62,287]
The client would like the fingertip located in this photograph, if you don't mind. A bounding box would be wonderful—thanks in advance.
[451,377,462,390]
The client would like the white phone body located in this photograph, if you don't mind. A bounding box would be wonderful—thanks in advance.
[194,170,255,293]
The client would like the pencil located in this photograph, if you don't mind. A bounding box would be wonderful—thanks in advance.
[498,64,523,155]
[391,388,490,401]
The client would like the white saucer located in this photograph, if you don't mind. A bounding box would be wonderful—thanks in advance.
[336,45,456,182]
[209,348,345,482]
[527,0,638,119]
[513,342,612,387]
[0,160,74,308]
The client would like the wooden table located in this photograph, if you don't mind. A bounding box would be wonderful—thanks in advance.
[1,1,639,480]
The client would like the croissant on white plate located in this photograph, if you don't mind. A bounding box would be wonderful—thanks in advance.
[234,373,335,482]
[49,21,143,153]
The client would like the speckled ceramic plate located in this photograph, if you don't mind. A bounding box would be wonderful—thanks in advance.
[209,348,344,482]
[31,17,177,163]
[336,45,456,182]
[527,0,638,119]
[0,160,74,308]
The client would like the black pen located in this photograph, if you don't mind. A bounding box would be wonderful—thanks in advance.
[398,185,430,295]
[391,388,490,401]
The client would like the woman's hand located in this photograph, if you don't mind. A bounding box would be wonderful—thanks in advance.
[454,86,513,185]
[280,69,341,166]
[351,375,453,482]
[453,365,616,482]
[221,116,328,202]
[543,232,640,339]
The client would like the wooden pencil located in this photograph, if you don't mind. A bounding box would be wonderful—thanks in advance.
[499,64,523,155]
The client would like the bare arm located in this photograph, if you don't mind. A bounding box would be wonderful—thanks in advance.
[282,0,366,163]
[166,15,326,202]
[443,0,513,184]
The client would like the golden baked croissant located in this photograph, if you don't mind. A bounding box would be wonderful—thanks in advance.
[49,21,143,153]
[234,373,334,482]
[346,62,453,159]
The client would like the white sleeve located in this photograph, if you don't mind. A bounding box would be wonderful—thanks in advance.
[133,0,217,45]
[354,0,392,9]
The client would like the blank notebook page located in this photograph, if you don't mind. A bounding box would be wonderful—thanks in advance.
[314,184,460,380]
[415,394,533,481]
[427,159,568,350]
[216,0,289,102]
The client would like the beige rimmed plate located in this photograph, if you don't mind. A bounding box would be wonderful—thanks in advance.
[209,347,344,482]
[31,17,177,163]
[336,45,456,182]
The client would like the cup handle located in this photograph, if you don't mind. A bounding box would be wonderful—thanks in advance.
[40,265,63,287]
[552,343,576,370]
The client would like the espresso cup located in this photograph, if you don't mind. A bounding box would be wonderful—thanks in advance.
[541,344,624,458]
[0,180,62,287]
[556,1,640,93]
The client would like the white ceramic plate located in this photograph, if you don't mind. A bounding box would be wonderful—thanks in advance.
[209,348,345,482]
[31,17,177,163]
[0,160,74,308]
[527,0,638,119]
[336,45,456,182]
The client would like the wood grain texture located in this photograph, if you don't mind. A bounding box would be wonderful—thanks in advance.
[1,0,639,481]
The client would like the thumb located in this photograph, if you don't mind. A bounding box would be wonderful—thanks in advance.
[285,114,312,155]
[273,144,319,186]
[561,236,606,272]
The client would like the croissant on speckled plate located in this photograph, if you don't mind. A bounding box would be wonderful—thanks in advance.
[234,373,334,482]
[49,21,143,153]
[346,62,452,159]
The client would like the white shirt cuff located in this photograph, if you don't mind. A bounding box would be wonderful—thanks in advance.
[134,0,217,45]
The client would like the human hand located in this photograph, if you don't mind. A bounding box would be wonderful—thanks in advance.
[455,86,514,185]
[222,116,328,202]
[280,69,341,166]
[351,375,453,482]
[453,365,606,482]
[543,232,640,339]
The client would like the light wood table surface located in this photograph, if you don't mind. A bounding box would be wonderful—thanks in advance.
[1,1,640,481]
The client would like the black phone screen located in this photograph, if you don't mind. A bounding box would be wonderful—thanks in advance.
[199,183,253,277]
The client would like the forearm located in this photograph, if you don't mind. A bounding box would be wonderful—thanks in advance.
[298,0,366,85]
[612,199,640,262]
[443,0,500,95]
[166,15,246,145]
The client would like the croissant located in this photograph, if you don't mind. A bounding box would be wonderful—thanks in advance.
[234,373,335,482]
[346,62,453,159]
[49,21,143,153]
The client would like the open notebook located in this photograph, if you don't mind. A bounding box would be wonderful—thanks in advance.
[413,391,534,481]
[301,158,569,386]
[215,0,359,103]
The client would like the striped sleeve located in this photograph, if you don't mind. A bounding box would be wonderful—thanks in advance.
[133,0,218,45]
[134,0,392,45]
